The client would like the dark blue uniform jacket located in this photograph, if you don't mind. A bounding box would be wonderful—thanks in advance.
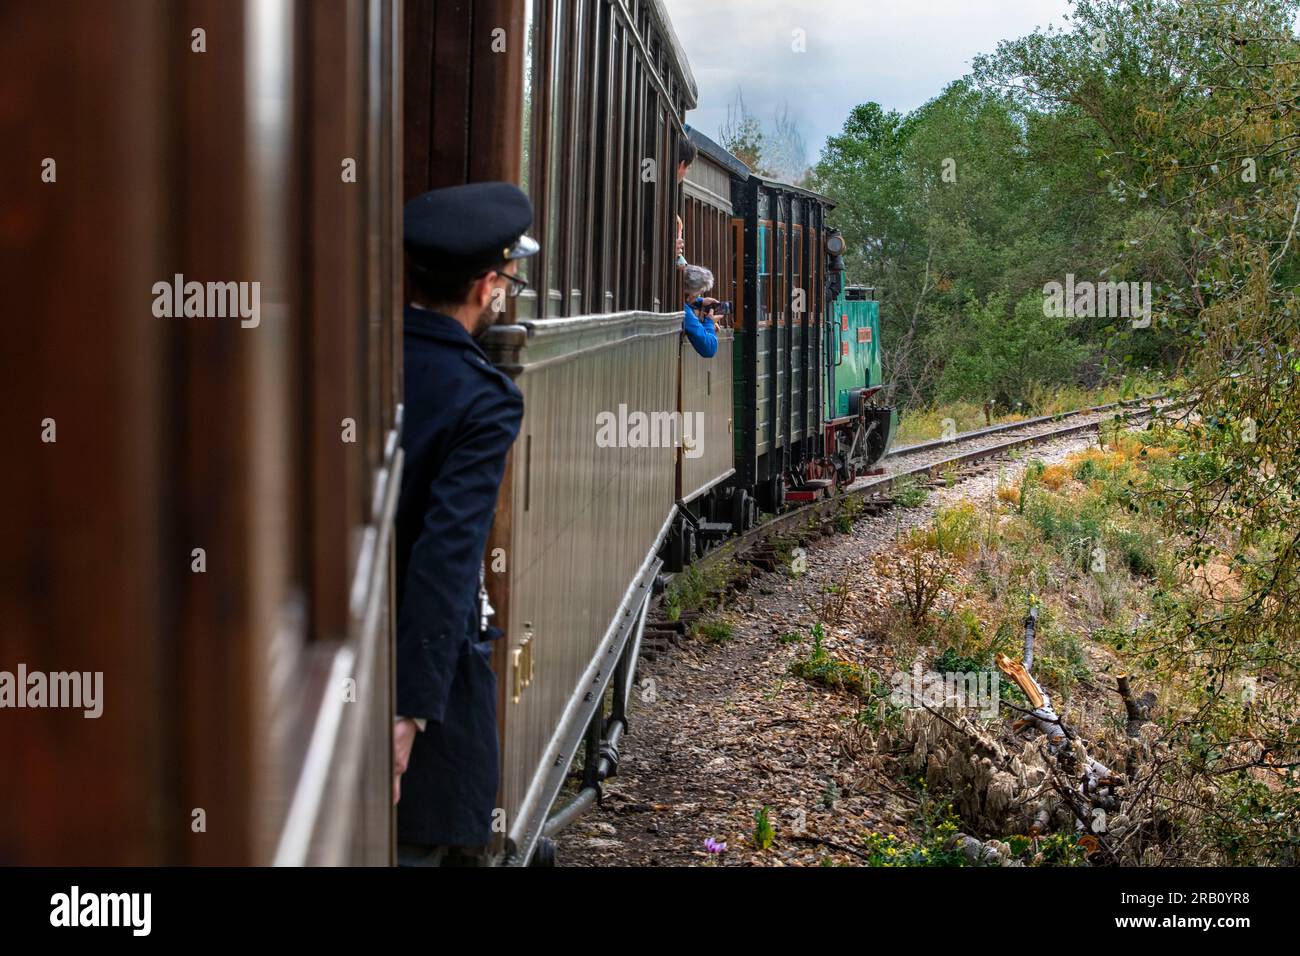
[395,306,523,848]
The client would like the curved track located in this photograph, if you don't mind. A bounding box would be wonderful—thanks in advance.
[688,395,1174,579]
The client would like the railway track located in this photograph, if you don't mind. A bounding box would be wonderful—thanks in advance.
[664,394,1175,596]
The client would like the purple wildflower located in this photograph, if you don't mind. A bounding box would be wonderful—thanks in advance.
[704,838,728,854]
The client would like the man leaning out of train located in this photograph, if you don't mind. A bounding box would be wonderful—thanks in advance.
[393,181,537,867]
[682,264,721,359]
[674,134,698,269]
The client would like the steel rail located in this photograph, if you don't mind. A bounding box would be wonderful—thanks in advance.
[885,394,1166,459]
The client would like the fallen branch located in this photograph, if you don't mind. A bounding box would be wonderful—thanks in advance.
[1115,674,1156,738]
[997,608,1124,815]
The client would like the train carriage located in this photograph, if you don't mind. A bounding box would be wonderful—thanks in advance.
[665,130,745,568]
[721,155,897,511]
[458,0,702,864]
[732,176,837,510]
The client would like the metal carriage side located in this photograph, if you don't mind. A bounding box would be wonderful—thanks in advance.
[482,312,681,865]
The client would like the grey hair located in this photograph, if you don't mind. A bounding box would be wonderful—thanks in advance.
[683,264,714,298]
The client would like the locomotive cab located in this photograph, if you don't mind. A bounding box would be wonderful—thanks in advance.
[823,285,896,484]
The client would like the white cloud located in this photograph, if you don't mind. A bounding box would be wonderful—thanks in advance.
[663,0,1075,165]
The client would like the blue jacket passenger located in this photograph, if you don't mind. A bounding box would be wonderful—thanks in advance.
[683,299,718,358]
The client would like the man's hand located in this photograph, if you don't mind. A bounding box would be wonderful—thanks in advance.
[393,717,418,805]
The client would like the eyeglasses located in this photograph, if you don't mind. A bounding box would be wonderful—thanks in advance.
[479,269,530,299]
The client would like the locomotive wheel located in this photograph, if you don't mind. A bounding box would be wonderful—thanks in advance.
[835,454,853,485]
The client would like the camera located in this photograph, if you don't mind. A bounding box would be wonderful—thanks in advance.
[695,298,732,316]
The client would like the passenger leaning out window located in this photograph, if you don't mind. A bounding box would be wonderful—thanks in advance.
[682,264,720,359]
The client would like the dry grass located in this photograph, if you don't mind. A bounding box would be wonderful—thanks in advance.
[1038,464,1073,490]
[894,377,1169,445]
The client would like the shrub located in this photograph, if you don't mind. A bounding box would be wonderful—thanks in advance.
[790,623,874,697]
[695,618,734,644]
[892,474,929,508]
[928,502,981,559]
[894,544,952,628]
[752,806,775,851]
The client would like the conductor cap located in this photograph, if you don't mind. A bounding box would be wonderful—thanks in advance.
[403,182,539,274]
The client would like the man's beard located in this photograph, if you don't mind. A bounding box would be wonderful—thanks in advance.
[471,305,497,339]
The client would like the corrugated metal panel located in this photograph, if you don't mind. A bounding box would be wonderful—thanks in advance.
[484,312,680,853]
[679,330,735,501]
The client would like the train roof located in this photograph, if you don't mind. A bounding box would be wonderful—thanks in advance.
[752,174,835,207]
[649,0,698,110]
[688,127,752,181]
[687,127,834,207]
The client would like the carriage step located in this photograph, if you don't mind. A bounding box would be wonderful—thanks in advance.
[786,479,832,503]
[695,521,733,539]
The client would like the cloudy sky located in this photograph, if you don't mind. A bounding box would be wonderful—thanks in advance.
[663,0,1075,166]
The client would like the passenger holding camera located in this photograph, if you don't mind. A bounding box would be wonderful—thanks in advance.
[682,264,729,358]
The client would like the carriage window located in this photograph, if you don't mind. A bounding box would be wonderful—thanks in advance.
[793,225,804,323]
[776,222,786,323]
[517,0,537,318]
[568,1,588,315]
[545,0,568,315]
[757,222,771,324]
[810,227,818,321]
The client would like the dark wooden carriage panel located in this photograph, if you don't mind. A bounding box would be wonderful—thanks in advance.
[1,0,402,865]
[731,176,835,503]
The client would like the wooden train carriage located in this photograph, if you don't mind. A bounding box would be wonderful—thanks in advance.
[681,129,742,310]
[406,0,691,318]
[0,0,402,865]
[408,0,696,863]
[732,178,836,511]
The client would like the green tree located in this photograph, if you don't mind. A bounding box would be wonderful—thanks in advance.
[932,292,1088,404]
